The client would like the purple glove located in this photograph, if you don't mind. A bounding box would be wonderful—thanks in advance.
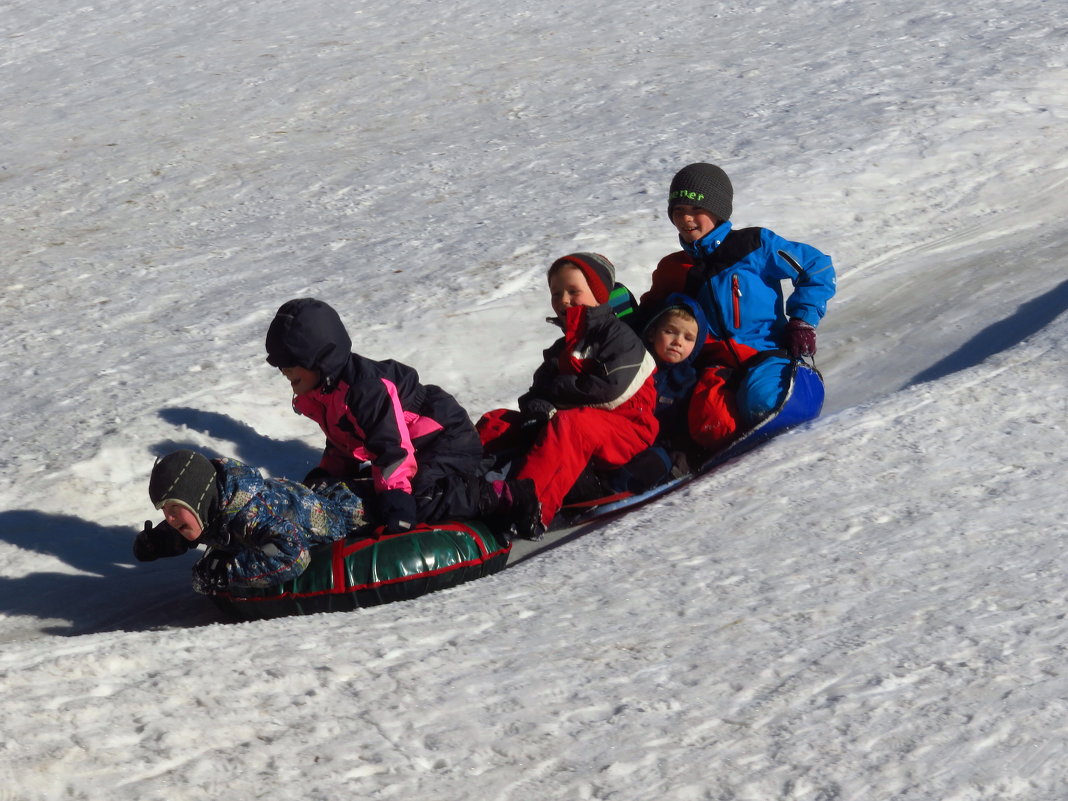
[785,318,817,358]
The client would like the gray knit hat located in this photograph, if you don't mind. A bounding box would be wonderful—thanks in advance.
[667,163,733,221]
[148,450,220,529]
[548,252,616,305]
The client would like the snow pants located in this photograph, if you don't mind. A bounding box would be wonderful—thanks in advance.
[688,351,793,451]
[409,424,485,523]
[479,380,659,527]
[331,386,485,524]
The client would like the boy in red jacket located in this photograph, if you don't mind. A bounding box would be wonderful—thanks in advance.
[478,253,659,539]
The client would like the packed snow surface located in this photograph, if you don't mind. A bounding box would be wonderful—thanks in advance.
[1,0,1067,798]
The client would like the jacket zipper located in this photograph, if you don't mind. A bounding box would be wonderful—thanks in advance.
[731,274,742,329]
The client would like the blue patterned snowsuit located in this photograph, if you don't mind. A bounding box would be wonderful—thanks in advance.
[195,458,366,591]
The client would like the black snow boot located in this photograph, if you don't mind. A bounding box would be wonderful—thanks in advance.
[477,478,544,541]
[505,478,544,541]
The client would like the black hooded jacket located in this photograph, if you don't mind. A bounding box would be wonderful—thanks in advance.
[265,299,480,498]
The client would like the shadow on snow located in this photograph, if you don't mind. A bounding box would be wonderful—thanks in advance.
[905,277,1068,388]
[0,509,227,637]
[156,406,321,478]
[0,411,327,636]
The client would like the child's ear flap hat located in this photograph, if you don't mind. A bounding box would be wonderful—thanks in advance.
[668,163,733,222]
[149,450,220,530]
[549,252,616,305]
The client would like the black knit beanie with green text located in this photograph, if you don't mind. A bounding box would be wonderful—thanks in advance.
[667,163,733,222]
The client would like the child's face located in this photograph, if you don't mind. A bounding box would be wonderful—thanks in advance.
[549,265,599,318]
[279,366,321,396]
[670,204,719,243]
[162,502,203,541]
[650,315,700,364]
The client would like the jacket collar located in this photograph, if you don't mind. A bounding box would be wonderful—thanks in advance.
[680,220,733,260]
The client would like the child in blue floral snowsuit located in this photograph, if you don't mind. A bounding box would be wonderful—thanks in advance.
[135,449,367,594]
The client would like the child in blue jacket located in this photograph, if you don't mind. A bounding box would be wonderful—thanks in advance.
[638,162,836,450]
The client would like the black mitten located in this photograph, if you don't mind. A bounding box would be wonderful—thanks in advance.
[301,466,334,492]
[520,397,557,427]
[133,520,191,562]
[191,552,232,594]
[377,489,417,533]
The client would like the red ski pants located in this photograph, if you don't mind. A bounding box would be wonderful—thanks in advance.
[513,383,658,527]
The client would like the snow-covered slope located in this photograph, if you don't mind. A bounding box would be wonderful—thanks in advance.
[1,1,1066,798]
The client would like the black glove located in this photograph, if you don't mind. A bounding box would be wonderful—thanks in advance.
[301,466,334,492]
[520,397,557,427]
[785,318,817,358]
[377,489,417,533]
[191,552,232,595]
[133,520,191,562]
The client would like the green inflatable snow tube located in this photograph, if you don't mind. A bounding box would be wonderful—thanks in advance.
[211,520,511,620]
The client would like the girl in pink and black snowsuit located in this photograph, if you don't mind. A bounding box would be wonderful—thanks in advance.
[265,298,535,534]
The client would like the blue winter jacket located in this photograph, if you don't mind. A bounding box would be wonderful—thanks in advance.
[197,458,366,589]
[640,221,836,355]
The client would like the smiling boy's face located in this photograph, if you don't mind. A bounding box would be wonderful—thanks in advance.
[279,365,321,396]
[548,265,599,319]
[670,203,719,243]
